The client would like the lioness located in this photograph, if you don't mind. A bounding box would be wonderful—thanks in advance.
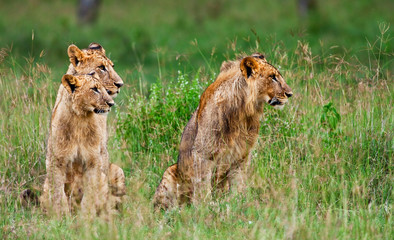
[154,53,293,209]
[41,73,115,217]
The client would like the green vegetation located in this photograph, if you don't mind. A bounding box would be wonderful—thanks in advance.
[0,0,392,239]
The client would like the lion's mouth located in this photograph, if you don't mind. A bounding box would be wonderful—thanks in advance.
[268,97,287,110]
[94,108,110,115]
[106,90,120,98]
[268,97,282,106]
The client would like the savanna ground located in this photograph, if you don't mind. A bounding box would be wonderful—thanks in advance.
[0,0,393,239]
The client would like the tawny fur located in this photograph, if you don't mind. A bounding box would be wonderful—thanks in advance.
[154,53,293,209]
[43,162,125,213]
[40,73,115,217]
[39,43,126,214]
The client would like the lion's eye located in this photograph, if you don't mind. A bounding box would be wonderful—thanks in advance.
[91,87,100,93]
[99,65,106,71]
[272,75,278,82]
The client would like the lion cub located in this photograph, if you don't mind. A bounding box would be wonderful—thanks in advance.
[41,73,115,217]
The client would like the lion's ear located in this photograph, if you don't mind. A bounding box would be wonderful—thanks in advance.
[88,42,105,54]
[240,57,259,79]
[68,44,85,67]
[61,74,81,94]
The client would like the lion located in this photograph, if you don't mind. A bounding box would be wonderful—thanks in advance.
[21,43,125,212]
[52,43,124,116]
[153,53,293,209]
[64,43,125,212]
[40,72,116,217]
[67,42,123,97]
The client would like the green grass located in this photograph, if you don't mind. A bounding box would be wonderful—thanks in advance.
[0,0,393,239]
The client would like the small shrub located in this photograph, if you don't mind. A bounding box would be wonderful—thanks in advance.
[320,102,341,132]
[116,70,210,158]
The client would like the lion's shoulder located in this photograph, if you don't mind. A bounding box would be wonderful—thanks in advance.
[197,59,244,120]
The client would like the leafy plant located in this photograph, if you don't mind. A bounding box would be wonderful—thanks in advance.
[116,70,210,157]
[320,102,341,132]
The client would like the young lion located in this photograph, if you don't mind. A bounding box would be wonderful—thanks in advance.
[41,73,115,217]
[20,43,126,211]
[52,43,124,119]
[64,43,125,212]
[66,43,123,98]
[154,53,293,209]
[59,65,125,213]
[64,44,125,207]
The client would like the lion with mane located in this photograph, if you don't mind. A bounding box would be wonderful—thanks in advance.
[154,53,293,209]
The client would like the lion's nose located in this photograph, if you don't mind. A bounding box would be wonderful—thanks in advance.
[107,101,115,107]
[114,82,124,88]
[285,92,293,98]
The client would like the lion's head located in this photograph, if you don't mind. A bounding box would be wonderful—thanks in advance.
[67,43,124,98]
[240,53,293,109]
[61,73,115,116]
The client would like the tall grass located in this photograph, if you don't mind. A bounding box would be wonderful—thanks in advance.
[0,25,392,239]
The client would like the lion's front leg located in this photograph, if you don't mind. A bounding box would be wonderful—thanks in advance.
[96,140,111,215]
[44,160,70,217]
[212,170,230,197]
[227,155,251,194]
[81,156,101,218]
[97,171,110,217]
[190,159,214,205]
[227,167,247,193]
[39,177,49,210]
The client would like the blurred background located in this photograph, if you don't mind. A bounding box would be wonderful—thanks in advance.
[0,0,392,84]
